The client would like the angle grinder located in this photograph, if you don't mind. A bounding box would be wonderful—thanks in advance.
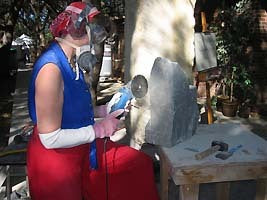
[109,74,148,116]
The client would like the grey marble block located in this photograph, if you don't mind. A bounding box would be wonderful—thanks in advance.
[145,57,199,147]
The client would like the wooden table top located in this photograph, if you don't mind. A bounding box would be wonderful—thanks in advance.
[161,123,267,185]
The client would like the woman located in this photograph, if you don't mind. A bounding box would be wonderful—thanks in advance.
[27,2,159,200]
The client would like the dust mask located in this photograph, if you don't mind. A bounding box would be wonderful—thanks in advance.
[74,25,97,73]
[55,32,97,80]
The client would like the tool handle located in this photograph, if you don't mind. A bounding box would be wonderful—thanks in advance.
[0,148,27,157]
[195,145,220,160]
[228,144,243,154]
[110,87,133,113]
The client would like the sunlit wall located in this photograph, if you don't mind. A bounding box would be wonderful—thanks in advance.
[125,0,196,147]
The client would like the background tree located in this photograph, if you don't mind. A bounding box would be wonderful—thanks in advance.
[0,0,125,104]
[0,0,75,62]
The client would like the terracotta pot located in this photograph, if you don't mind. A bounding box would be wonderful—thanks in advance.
[216,95,229,112]
[238,105,251,118]
[222,100,239,117]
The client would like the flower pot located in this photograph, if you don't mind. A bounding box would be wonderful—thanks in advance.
[238,105,251,118]
[216,95,229,112]
[222,100,238,117]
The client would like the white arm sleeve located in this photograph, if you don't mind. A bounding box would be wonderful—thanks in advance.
[39,125,96,149]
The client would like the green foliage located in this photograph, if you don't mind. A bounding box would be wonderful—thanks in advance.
[211,95,217,107]
[100,0,125,18]
[209,0,256,103]
[1,0,125,58]
[210,0,256,67]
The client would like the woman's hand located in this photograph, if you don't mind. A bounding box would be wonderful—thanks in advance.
[93,109,124,138]
[94,104,108,118]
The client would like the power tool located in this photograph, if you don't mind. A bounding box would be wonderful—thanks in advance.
[109,74,148,115]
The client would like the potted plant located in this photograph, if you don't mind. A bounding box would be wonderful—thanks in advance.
[215,76,229,112]
[209,0,256,117]
[221,65,239,117]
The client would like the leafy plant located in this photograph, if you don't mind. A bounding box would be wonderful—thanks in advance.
[209,0,256,103]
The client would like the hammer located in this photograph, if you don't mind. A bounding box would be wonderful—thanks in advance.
[215,144,243,160]
[195,141,228,160]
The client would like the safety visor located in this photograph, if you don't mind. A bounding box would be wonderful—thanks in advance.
[65,3,100,23]
[65,3,100,39]
[50,2,100,39]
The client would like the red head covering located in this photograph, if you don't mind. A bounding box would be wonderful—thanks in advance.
[50,2,100,38]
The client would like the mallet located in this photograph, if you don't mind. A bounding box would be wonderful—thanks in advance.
[195,141,228,160]
[215,144,243,160]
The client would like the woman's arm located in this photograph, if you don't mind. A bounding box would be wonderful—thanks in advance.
[34,63,122,149]
[35,63,96,148]
[35,63,63,133]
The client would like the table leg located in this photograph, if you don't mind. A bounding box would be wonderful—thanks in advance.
[160,151,168,200]
[216,182,230,200]
[179,184,199,200]
[206,81,213,124]
[255,179,267,200]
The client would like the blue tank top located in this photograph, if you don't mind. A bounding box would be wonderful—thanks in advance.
[28,41,95,129]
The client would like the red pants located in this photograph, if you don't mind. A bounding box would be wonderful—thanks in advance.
[27,127,159,200]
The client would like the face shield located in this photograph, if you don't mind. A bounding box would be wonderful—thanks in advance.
[74,3,108,45]
[50,2,108,42]
[88,22,108,44]
[52,2,108,79]
[71,3,108,74]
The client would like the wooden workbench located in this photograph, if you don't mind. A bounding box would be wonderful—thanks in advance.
[160,123,267,200]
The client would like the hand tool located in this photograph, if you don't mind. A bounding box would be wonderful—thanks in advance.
[195,141,228,160]
[13,124,33,144]
[184,147,199,152]
[215,144,243,160]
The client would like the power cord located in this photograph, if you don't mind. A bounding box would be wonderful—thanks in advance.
[104,137,109,200]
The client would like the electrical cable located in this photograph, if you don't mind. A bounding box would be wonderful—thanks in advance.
[104,137,109,200]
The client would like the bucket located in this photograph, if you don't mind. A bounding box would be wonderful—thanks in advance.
[100,44,112,78]
[216,95,229,112]
[222,100,238,117]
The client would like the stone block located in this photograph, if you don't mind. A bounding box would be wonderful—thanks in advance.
[145,57,199,147]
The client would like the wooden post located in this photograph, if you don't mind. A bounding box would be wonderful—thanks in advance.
[179,184,199,200]
[255,179,267,200]
[160,148,169,200]
[6,167,11,200]
[200,11,213,124]
[201,12,207,32]
[206,81,213,124]
[216,182,230,200]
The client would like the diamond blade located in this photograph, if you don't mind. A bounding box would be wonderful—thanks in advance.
[131,75,148,98]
